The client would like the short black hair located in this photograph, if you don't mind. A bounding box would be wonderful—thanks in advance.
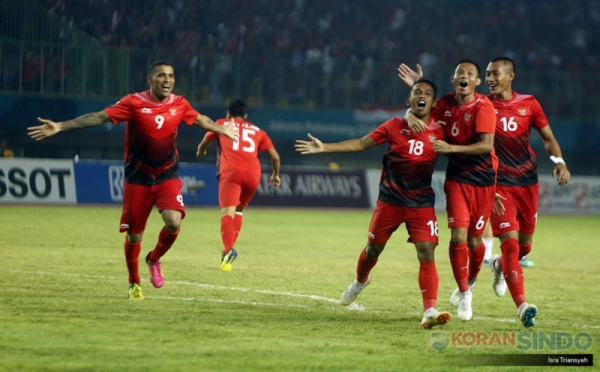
[228,98,247,118]
[412,78,438,99]
[456,59,481,77]
[150,59,173,74]
[490,56,516,74]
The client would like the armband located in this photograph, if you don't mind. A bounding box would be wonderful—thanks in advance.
[550,156,565,165]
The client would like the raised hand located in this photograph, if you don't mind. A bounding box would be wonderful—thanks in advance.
[28,117,61,141]
[398,63,423,87]
[294,133,324,154]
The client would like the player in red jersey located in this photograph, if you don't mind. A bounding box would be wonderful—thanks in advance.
[295,79,451,329]
[197,99,281,272]
[28,59,239,299]
[485,56,570,327]
[399,60,497,322]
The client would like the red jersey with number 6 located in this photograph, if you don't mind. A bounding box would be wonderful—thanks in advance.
[488,92,548,186]
[432,92,497,186]
[104,91,199,186]
[368,117,445,208]
[205,118,274,177]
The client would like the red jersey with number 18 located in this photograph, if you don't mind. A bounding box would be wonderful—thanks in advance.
[488,92,548,186]
[104,91,199,186]
[432,92,497,186]
[368,117,445,208]
[205,118,274,177]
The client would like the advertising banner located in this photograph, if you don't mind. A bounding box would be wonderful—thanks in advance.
[252,166,370,208]
[0,158,76,204]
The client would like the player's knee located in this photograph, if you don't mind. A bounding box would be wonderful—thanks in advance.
[366,243,385,258]
[415,242,436,261]
[127,233,143,244]
[164,221,181,233]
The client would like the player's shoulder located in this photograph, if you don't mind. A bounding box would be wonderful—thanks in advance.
[437,92,455,105]
[512,92,539,106]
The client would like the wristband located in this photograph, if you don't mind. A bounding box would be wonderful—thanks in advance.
[550,156,565,165]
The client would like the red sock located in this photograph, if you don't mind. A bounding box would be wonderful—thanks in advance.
[419,260,439,311]
[124,240,141,284]
[500,239,526,307]
[221,215,235,254]
[468,242,485,282]
[518,243,532,261]
[449,241,469,292]
[233,212,243,245]
[356,247,378,283]
[149,227,179,262]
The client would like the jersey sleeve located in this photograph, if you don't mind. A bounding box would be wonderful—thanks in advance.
[530,98,549,130]
[368,119,394,144]
[475,98,497,134]
[431,100,444,124]
[258,131,274,151]
[104,95,133,124]
[181,98,200,126]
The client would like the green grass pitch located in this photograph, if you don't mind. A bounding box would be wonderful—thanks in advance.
[1,205,598,371]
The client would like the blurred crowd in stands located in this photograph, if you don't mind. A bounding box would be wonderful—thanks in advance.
[42,0,600,72]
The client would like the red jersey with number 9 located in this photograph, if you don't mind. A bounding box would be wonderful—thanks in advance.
[432,92,497,186]
[104,91,199,186]
[205,118,274,177]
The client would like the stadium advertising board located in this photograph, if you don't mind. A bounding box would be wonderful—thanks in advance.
[0,158,76,204]
[538,175,600,213]
[73,160,220,206]
[252,167,370,208]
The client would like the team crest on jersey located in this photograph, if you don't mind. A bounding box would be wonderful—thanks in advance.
[401,129,412,135]
[428,134,437,142]
[518,108,527,116]
[464,113,472,121]
[169,108,177,116]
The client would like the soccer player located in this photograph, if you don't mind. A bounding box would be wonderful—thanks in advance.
[28,59,239,300]
[399,60,498,322]
[485,57,570,327]
[196,98,281,272]
[295,79,451,329]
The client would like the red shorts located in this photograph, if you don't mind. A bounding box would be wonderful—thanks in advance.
[368,200,439,245]
[120,178,185,234]
[444,179,495,236]
[490,183,539,236]
[219,170,261,208]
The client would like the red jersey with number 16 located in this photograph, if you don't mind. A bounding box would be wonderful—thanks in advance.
[104,91,199,186]
[205,118,274,178]
[368,117,445,208]
[432,92,497,186]
[488,92,548,186]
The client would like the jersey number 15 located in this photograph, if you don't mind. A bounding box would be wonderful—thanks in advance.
[233,128,256,152]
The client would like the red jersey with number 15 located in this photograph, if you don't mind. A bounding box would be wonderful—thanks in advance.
[488,92,548,186]
[432,92,497,186]
[205,118,274,177]
[368,117,445,208]
[104,91,199,186]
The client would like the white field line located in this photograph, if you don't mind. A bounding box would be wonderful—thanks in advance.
[7,270,599,329]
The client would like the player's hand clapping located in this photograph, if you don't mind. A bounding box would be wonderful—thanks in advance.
[28,117,61,140]
[295,133,324,154]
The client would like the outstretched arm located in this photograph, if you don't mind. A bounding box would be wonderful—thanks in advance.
[537,126,570,185]
[434,133,494,155]
[28,111,111,140]
[196,137,213,157]
[194,114,239,142]
[295,133,377,154]
[266,147,281,186]
[398,63,423,87]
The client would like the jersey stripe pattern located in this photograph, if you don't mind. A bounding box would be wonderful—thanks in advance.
[489,92,549,186]
[205,118,274,178]
[369,118,445,207]
[104,91,198,185]
[432,92,497,186]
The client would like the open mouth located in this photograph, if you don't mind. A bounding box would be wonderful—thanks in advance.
[417,100,426,108]
[459,81,468,88]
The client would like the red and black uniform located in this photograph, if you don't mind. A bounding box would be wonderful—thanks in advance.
[105,91,199,234]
